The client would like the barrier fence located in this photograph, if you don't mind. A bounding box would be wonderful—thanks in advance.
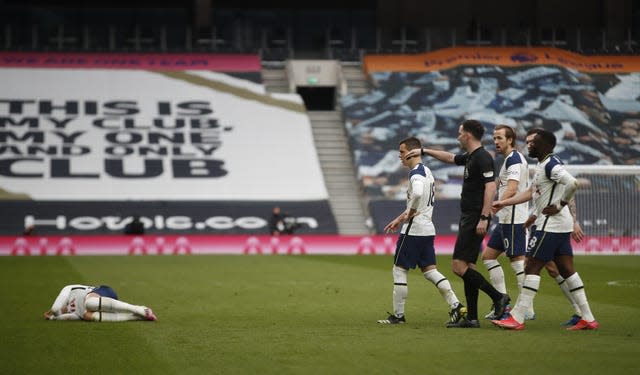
[1,234,638,256]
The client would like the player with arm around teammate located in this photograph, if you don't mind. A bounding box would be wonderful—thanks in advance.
[481,125,532,320]
[44,284,157,322]
[377,137,466,326]
[524,128,586,326]
[492,129,598,330]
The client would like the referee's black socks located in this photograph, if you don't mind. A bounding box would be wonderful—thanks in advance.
[462,268,503,302]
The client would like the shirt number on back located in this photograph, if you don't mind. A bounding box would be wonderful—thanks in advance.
[427,183,435,206]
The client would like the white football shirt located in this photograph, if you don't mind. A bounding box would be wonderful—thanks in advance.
[401,163,436,236]
[50,284,94,319]
[531,155,574,233]
[497,150,529,224]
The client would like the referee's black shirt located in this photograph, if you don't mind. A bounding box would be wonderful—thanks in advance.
[454,146,495,213]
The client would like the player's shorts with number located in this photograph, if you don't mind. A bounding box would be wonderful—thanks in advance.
[527,231,573,261]
[487,223,527,257]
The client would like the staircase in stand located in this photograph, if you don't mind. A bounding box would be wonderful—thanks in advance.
[261,62,370,235]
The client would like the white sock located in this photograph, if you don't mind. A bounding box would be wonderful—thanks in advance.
[392,266,408,318]
[510,260,525,292]
[511,274,540,323]
[424,269,459,308]
[85,296,146,316]
[511,260,532,315]
[90,311,142,322]
[565,273,595,322]
[556,275,582,316]
[483,259,506,294]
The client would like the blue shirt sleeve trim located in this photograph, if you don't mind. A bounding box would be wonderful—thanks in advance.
[505,151,523,169]
[544,156,562,179]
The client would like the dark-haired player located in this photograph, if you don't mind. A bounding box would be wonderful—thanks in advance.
[492,129,598,330]
[378,137,465,325]
[406,120,510,328]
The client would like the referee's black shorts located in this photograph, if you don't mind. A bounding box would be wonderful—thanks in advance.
[453,211,484,263]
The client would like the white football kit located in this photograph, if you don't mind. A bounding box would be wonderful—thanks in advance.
[497,150,529,224]
[49,284,95,320]
[531,155,575,233]
[400,163,436,236]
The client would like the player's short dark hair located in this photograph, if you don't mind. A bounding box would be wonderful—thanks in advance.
[526,127,544,137]
[461,119,485,140]
[495,124,516,147]
[399,136,422,150]
[535,129,557,149]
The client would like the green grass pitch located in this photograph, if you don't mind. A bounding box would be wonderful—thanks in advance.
[1,254,639,374]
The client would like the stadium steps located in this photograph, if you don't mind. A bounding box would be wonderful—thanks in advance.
[261,64,370,235]
[261,66,290,93]
[341,63,369,95]
[307,110,370,235]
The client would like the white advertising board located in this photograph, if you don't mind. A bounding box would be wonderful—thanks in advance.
[0,68,328,201]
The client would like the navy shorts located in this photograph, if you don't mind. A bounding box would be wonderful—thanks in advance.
[527,231,573,262]
[486,223,527,257]
[91,285,119,300]
[393,234,437,270]
[453,212,484,263]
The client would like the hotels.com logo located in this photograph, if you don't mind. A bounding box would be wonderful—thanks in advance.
[23,214,318,232]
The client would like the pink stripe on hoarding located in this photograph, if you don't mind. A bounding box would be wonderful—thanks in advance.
[0,52,261,71]
[1,235,638,256]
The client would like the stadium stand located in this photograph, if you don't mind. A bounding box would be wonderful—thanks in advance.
[1,1,639,241]
[341,48,640,235]
[1,1,637,59]
[0,52,338,235]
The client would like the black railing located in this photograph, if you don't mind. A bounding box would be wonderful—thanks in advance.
[1,23,637,60]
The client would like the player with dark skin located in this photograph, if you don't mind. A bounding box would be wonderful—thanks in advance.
[492,130,598,330]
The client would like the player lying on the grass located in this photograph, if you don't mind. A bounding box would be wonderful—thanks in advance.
[44,284,157,322]
[377,137,466,326]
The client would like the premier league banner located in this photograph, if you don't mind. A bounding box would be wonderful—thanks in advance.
[0,53,335,234]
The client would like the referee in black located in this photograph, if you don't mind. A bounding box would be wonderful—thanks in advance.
[406,119,510,327]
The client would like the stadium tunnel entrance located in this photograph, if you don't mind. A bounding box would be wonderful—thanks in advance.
[297,86,336,110]
[287,60,343,111]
